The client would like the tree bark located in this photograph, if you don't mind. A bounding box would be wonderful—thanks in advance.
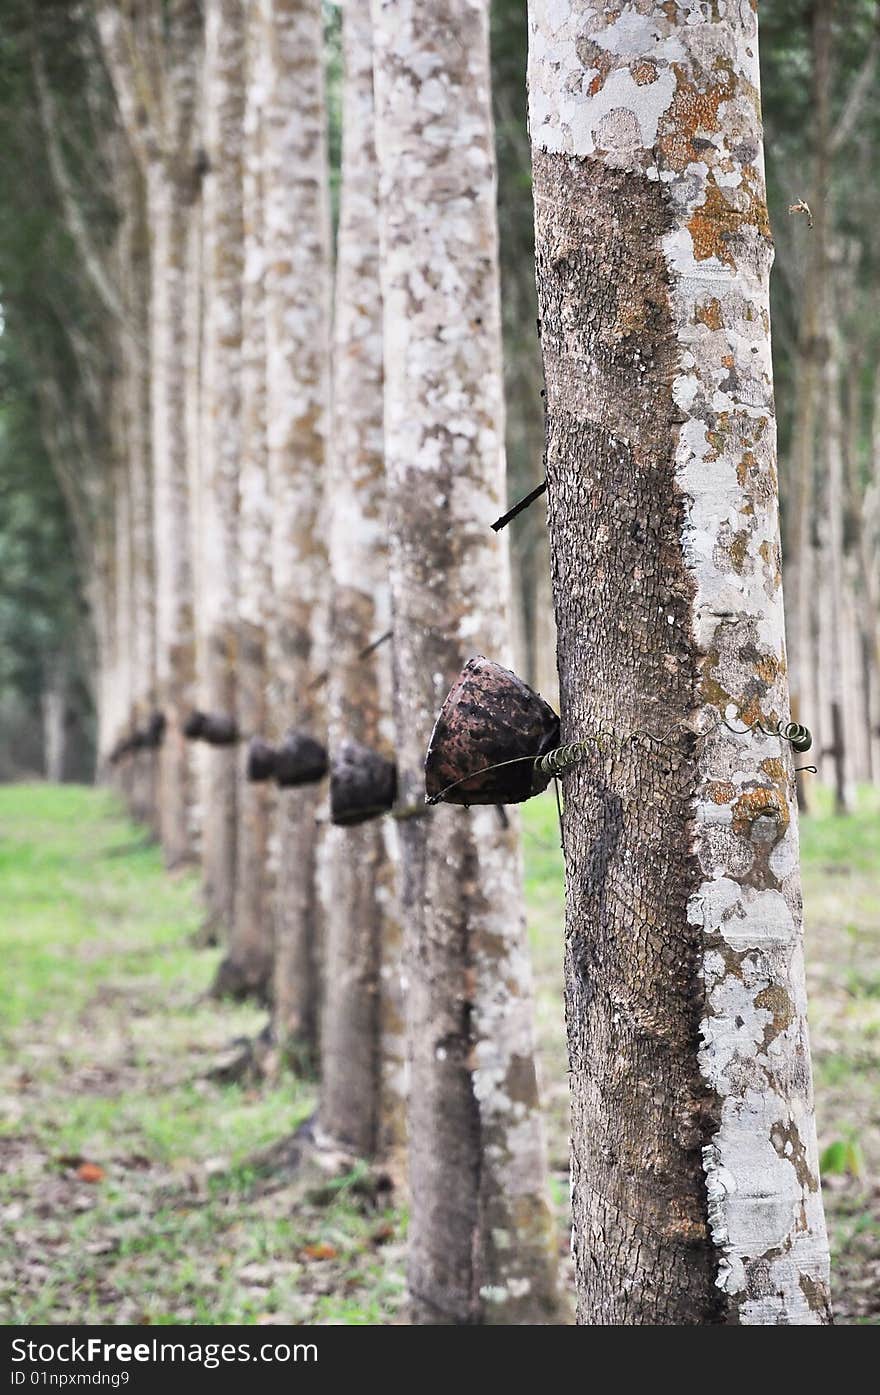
[528,0,832,1324]
[97,1,203,867]
[121,158,158,831]
[226,0,277,1001]
[318,0,405,1165]
[261,0,332,1057]
[200,0,245,933]
[786,0,835,814]
[42,657,67,784]
[372,0,559,1324]
[820,321,853,814]
[148,159,199,866]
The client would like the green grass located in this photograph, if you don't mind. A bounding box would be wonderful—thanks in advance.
[0,780,878,1323]
[0,783,402,1325]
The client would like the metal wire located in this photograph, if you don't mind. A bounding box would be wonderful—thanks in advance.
[426,713,815,805]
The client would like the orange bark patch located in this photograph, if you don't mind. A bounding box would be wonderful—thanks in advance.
[755,651,784,686]
[688,174,769,266]
[707,780,736,805]
[700,648,731,711]
[737,449,757,487]
[632,60,658,86]
[759,539,782,588]
[696,297,723,330]
[732,784,789,837]
[728,530,749,573]
[657,65,735,172]
[738,694,763,727]
[760,757,787,782]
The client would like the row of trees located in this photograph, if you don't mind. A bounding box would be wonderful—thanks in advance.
[763,0,880,812]
[6,0,873,1323]
[3,0,562,1325]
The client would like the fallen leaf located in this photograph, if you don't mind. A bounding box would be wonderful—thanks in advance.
[301,1241,337,1261]
[76,1162,105,1184]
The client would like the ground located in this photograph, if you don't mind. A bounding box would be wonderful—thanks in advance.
[0,783,877,1324]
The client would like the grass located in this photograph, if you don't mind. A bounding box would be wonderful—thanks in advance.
[0,785,401,1325]
[0,781,878,1323]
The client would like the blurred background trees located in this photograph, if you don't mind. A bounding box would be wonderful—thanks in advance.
[2,0,879,802]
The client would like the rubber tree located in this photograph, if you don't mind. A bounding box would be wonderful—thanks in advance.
[318,0,406,1164]
[262,0,332,1046]
[227,0,277,998]
[371,0,559,1325]
[199,0,245,932]
[527,0,832,1323]
[97,0,203,866]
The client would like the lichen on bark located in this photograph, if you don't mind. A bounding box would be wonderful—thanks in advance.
[528,0,831,1324]
[261,0,332,1061]
[372,0,559,1325]
[319,0,405,1166]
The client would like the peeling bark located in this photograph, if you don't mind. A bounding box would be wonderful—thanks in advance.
[372,0,559,1324]
[528,0,831,1325]
[319,0,405,1165]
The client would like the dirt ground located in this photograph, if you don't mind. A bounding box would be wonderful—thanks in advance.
[0,783,877,1324]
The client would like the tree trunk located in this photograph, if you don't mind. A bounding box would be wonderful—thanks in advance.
[200,0,245,933]
[786,0,835,814]
[121,159,158,831]
[185,168,209,871]
[318,0,405,1165]
[528,0,831,1324]
[226,0,277,1001]
[97,1,202,866]
[372,0,559,1324]
[112,405,133,802]
[261,0,332,1058]
[42,657,67,784]
[148,161,198,867]
[821,326,853,813]
[865,362,880,781]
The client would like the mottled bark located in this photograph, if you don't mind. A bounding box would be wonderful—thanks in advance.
[865,363,880,780]
[820,325,853,813]
[528,0,831,1324]
[261,0,332,1059]
[228,0,276,1000]
[372,0,558,1324]
[148,161,199,866]
[200,0,245,935]
[42,658,67,784]
[787,0,834,813]
[97,2,203,867]
[318,0,405,1165]
[184,162,207,870]
[121,160,158,831]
